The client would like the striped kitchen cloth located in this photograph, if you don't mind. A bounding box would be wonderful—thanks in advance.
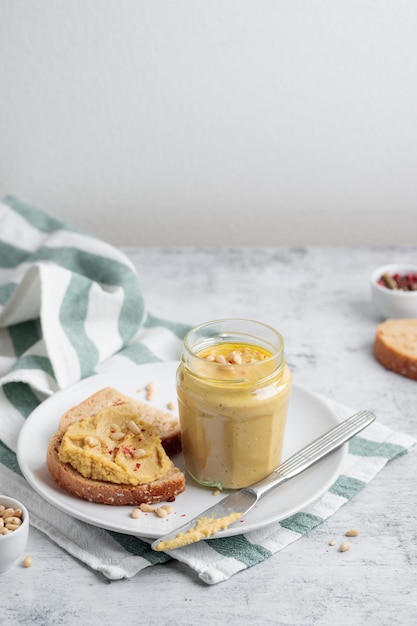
[0,197,415,585]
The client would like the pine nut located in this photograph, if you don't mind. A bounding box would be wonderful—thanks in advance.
[6,523,20,531]
[23,555,33,568]
[345,528,360,537]
[14,509,23,518]
[4,517,21,526]
[110,431,125,441]
[0,527,11,535]
[166,401,175,411]
[139,503,155,512]
[85,436,99,447]
[131,508,142,519]
[133,448,146,458]
[1,508,14,518]
[127,420,141,434]
[161,505,174,514]
[156,507,168,518]
[340,541,351,552]
[145,382,156,400]
[0,518,4,528]
[328,539,336,546]
[0,505,5,514]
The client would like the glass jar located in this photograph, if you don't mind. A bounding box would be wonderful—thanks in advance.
[176,319,292,490]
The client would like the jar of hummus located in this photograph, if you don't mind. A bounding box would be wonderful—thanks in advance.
[177,319,292,490]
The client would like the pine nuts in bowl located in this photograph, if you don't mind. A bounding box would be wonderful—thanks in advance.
[0,495,29,574]
[370,263,417,320]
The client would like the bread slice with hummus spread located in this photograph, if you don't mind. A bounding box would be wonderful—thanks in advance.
[47,387,185,505]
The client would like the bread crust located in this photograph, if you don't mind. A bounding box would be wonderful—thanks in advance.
[47,387,185,505]
[374,319,417,381]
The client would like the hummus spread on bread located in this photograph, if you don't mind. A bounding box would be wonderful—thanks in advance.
[58,404,172,486]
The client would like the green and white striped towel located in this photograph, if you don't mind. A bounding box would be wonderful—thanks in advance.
[0,197,415,585]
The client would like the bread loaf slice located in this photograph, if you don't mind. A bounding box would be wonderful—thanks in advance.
[374,319,417,380]
[47,431,185,505]
[47,387,185,505]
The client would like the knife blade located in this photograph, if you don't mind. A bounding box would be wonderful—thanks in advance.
[151,409,375,551]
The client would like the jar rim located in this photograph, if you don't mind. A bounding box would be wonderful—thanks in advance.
[182,318,285,375]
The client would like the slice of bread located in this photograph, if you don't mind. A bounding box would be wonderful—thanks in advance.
[47,431,185,505]
[374,319,417,380]
[47,387,185,505]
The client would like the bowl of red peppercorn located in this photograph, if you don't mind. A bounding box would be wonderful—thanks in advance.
[371,263,417,320]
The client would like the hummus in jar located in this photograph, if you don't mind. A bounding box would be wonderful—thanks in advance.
[177,339,292,490]
[58,404,171,486]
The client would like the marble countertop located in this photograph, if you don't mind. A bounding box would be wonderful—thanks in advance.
[2,246,416,626]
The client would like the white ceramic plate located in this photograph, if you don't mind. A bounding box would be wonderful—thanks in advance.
[17,362,347,539]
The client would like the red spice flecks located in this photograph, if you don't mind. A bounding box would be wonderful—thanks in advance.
[108,449,113,455]
[123,446,134,457]
[136,463,141,469]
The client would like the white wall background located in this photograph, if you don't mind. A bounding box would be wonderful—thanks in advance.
[1,1,417,246]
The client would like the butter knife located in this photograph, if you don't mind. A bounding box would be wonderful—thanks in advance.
[151,409,375,551]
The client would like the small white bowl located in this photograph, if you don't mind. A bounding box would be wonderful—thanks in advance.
[371,263,417,320]
[0,495,29,574]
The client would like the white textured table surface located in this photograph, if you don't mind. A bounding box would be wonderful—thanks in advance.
[2,247,417,626]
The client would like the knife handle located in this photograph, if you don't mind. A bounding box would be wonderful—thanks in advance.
[248,409,375,500]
